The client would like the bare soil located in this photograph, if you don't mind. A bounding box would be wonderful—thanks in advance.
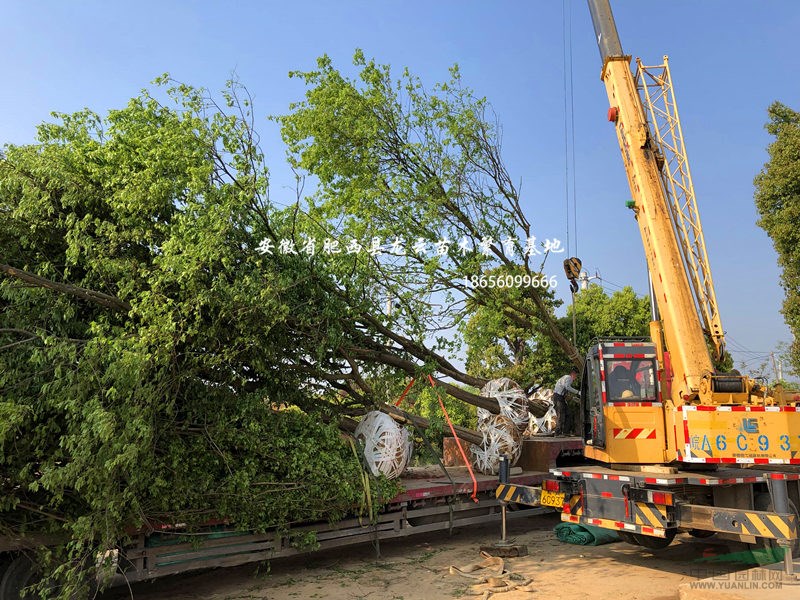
[100,513,759,600]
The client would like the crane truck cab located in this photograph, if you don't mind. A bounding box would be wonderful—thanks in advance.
[582,339,665,464]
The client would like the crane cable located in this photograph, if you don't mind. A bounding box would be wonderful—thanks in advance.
[563,0,580,349]
[562,0,579,259]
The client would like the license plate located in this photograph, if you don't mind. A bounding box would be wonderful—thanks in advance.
[540,490,565,508]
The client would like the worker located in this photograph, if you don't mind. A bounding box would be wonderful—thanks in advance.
[609,364,639,399]
[553,366,579,436]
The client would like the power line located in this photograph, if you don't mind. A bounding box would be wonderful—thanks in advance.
[597,276,627,292]
[600,282,624,293]
[561,0,579,258]
[725,334,768,356]
[737,356,771,370]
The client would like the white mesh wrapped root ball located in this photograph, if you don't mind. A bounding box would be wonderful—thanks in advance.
[530,386,554,403]
[354,411,413,480]
[470,414,522,475]
[476,407,492,429]
[527,386,554,419]
[481,378,529,432]
[526,387,556,436]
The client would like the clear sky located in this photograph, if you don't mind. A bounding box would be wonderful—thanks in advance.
[2,0,799,375]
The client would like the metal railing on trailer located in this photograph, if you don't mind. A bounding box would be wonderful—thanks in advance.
[110,469,553,587]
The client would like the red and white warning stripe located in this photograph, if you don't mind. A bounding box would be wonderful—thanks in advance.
[613,428,657,440]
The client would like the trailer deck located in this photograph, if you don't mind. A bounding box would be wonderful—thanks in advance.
[112,467,553,585]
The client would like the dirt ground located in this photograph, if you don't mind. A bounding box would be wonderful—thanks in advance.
[99,513,762,600]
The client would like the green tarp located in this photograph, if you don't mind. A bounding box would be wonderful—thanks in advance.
[554,522,621,546]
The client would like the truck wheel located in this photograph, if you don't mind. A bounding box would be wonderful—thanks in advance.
[631,529,675,550]
[617,531,638,545]
[688,529,715,538]
[0,555,40,599]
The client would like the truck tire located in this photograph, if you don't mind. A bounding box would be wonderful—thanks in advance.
[631,529,675,550]
[688,529,715,538]
[617,531,638,545]
[0,555,39,600]
[0,556,94,600]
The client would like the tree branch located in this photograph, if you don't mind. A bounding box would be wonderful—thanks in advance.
[0,263,131,313]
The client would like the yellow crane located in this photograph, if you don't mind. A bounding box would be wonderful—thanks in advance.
[583,0,800,467]
[498,0,799,566]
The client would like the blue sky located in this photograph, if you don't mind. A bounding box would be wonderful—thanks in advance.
[3,1,799,375]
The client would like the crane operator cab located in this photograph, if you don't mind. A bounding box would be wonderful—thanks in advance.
[581,339,666,464]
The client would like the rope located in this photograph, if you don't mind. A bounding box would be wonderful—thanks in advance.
[562,0,570,256]
[394,376,457,489]
[394,377,416,407]
[470,414,522,475]
[568,0,578,258]
[427,375,478,502]
[449,551,535,597]
[479,378,528,431]
[472,379,525,474]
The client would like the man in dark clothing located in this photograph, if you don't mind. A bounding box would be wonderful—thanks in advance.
[552,366,579,436]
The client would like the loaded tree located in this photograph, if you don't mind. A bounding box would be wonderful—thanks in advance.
[0,53,588,593]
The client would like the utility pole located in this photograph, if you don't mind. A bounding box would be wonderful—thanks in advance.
[579,270,600,290]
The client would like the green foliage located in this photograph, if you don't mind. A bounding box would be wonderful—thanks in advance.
[754,101,800,374]
[0,53,592,593]
[713,348,735,373]
[280,51,578,371]
[0,78,397,596]
[463,265,561,387]
[554,285,650,380]
[567,285,650,346]
[413,386,476,428]
[372,377,476,464]
[465,284,650,386]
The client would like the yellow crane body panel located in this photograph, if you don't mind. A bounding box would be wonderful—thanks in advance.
[672,406,800,464]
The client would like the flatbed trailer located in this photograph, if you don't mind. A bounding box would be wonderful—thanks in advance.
[0,437,579,596]
[95,436,582,586]
[108,468,552,586]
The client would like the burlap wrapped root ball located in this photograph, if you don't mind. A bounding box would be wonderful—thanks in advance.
[470,413,522,475]
[354,411,413,480]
